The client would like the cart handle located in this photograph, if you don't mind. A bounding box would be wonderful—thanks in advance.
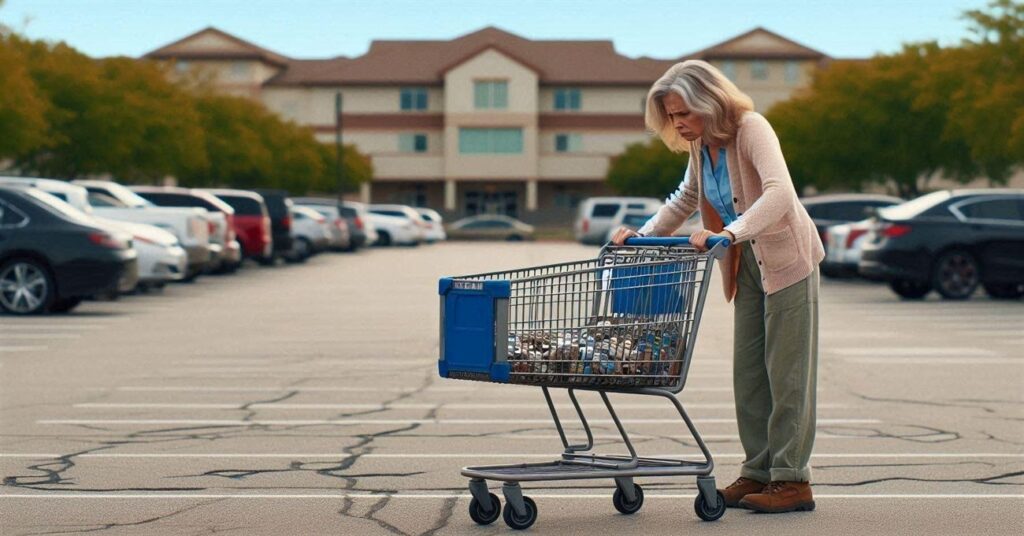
[623,236,731,248]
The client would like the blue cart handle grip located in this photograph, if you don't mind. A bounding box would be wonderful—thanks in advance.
[623,236,732,248]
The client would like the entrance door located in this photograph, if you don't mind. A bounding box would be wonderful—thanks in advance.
[464,190,518,218]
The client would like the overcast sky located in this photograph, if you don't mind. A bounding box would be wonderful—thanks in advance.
[1,0,985,60]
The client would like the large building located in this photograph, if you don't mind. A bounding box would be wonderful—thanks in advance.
[146,26,830,224]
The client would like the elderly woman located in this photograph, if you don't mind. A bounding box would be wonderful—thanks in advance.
[612,60,823,513]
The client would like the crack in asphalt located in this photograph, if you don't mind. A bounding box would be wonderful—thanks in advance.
[21,499,224,535]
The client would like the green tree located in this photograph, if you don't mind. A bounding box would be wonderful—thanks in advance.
[606,138,689,198]
[0,36,49,159]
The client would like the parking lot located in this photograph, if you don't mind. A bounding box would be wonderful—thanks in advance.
[1,242,1021,535]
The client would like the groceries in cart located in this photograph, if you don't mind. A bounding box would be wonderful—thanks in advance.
[506,316,684,387]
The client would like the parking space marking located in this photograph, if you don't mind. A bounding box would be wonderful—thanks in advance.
[72,402,852,410]
[0,324,107,330]
[0,453,1021,459]
[37,418,880,425]
[111,385,735,393]
[0,333,82,340]
[0,346,48,353]
[1,493,1021,499]
[830,347,997,356]
[844,358,1021,365]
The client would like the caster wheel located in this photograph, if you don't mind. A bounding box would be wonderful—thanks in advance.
[468,492,501,525]
[502,496,537,530]
[694,490,726,521]
[613,484,644,514]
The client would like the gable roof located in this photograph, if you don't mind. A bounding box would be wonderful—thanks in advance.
[266,26,676,87]
[688,27,826,60]
[144,26,291,67]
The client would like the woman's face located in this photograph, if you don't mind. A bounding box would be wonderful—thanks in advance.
[663,92,704,142]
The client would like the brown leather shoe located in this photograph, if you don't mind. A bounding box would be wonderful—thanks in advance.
[719,477,766,508]
[739,480,816,513]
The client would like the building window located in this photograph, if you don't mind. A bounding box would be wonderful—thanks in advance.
[751,61,769,80]
[554,133,582,152]
[720,61,736,81]
[398,133,428,153]
[554,88,581,110]
[459,128,523,154]
[785,61,800,83]
[175,60,189,74]
[400,87,428,111]
[231,61,249,77]
[474,80,508,109]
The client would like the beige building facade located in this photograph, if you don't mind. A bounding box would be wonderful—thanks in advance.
[146,26,831,224]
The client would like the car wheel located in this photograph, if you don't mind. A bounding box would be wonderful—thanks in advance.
[889,279,931,300]
[376,231,392,247]
[0,258,56,315]
[983,282,1024,300]
[932,250,979,300]
[49,297,83,314]
[506,235,523,242]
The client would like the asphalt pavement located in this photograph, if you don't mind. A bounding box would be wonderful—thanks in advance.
[1,242,1021,535]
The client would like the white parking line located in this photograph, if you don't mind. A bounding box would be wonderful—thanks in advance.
[844,358,1021,365]
[72,402,852,410]
[0,333,81,340]
[110,386,734,393]
[37,418,880,425]
[0,493,1020,499]
[0,453,1020,459]
[830,347,997,356]
[0,346,48,353]
[0,324,106,330]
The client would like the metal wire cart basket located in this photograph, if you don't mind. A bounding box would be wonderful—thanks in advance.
[437,236,731,530]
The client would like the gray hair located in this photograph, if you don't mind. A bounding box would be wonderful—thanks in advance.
[645,60,755,153]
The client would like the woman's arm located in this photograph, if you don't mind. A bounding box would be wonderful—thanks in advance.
[637,158,699,236]
[723,114,799,242]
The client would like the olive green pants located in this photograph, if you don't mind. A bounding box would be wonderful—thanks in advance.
[733,242,819,483]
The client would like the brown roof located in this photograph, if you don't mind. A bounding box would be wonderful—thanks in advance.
[267,26,677,87]
[688,27,826,60]
[144,27,291,68]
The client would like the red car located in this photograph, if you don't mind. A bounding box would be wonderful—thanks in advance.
[205,189,273,262]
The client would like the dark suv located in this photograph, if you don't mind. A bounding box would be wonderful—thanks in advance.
[859,189,1024,300]
[253,189,294,263]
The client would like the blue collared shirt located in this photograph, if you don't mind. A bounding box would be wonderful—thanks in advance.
[701,145,737,226]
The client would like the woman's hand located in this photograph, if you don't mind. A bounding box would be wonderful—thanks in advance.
[610,227,640,245]
[689,229,734,252]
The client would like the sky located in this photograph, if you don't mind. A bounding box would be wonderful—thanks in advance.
[1,0,987,60]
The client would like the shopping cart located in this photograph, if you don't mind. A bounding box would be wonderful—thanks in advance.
[437,236,731,530]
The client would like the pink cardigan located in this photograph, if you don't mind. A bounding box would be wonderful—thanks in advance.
[639,111,824,301]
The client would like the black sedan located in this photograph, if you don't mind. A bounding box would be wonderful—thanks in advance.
[0,186,137,314]
[859,189,1024,300]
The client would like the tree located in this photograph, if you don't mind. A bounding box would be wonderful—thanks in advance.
[606,138,689,198]
[0,36,48,158]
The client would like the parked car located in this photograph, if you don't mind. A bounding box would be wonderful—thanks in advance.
[66,179,212,280]
[575,197,662,245]
[602,210,703,244]
[287,205,331,261]
[2,178,189,288]
[341,201,378,248]
[801,193,903,244]
[204,189,273,263]
[291,199,350,251]
[369,204,428,243]
[414,207,447,242]
[859,189,1024,300]
[253,189,294,263]
[0,185,137,314]
[365,212,421,246]
[447,214,535,241]
[822,219,873,278]
[129,186,242,273]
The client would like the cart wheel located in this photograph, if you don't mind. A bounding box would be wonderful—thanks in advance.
[694,490,726,521]
[468,492,501,525]
[502,496,538,530]
[612,484,644,514]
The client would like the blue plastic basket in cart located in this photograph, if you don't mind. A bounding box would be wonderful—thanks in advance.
[437,236,730,530]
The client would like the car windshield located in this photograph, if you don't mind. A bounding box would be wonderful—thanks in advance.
[879,191,951,220]
[99,182,156,208]
[622,214,653,227]
[27,189,96,225]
